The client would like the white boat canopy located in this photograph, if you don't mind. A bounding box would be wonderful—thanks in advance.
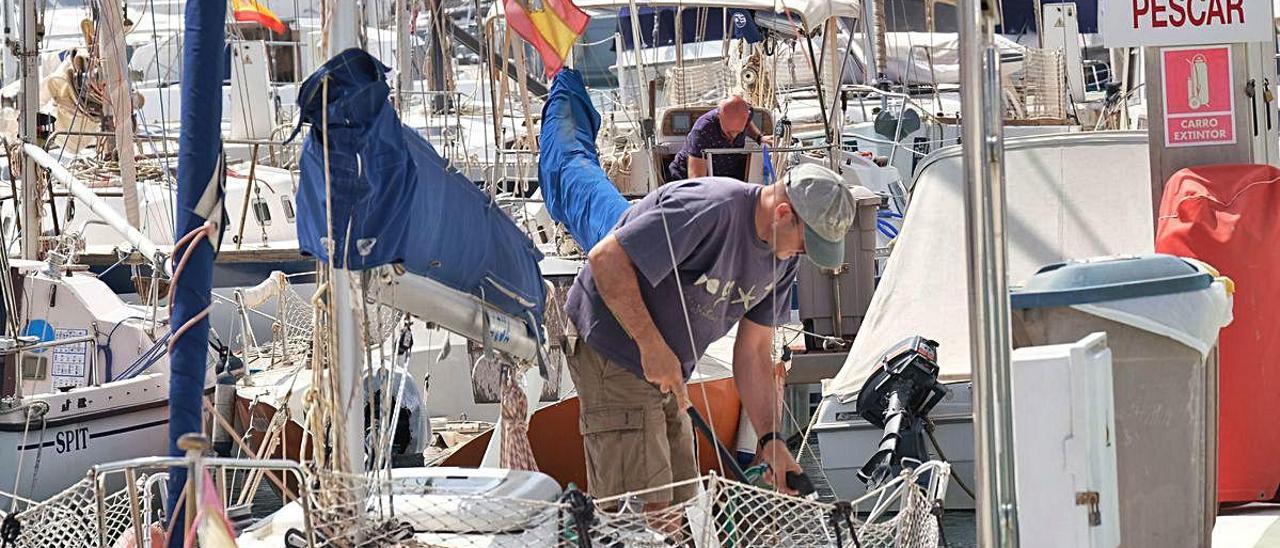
[848,32,1028,85]
[824,131,1158,402]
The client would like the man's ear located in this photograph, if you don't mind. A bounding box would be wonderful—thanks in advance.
[775,202,795,222]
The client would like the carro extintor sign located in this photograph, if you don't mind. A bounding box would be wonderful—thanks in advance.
[1101,0,1272,46]
[1162,45,1235,147]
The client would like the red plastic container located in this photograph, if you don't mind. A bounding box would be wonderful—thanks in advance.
[1156,164,1280,503]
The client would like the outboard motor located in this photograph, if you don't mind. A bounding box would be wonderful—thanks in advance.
[854,336,948,487]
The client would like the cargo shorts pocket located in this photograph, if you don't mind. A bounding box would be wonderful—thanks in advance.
[580,407,652,499]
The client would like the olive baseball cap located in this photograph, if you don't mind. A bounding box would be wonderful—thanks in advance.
[783,163,856,269]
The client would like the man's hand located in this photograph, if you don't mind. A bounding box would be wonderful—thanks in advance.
[734,319,801,494]
[639,337,686,403]
[760,135,775,146]
[588,234,687,406]
[759,438,803,496]
[687,156,709,179]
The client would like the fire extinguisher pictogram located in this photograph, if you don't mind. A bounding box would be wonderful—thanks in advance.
[1188,54,1210,109]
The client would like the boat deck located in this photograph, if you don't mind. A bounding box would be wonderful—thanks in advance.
[1216,504,1280,546]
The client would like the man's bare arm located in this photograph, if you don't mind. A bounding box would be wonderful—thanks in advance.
[588,235,684,396]
[733,318,802,494]
[687,156,709,178]
[747,122,774,145]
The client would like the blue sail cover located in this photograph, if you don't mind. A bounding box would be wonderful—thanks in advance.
[168,0,226,544]
[617,7,762,50]
[293,49,414,269]
[537,68,629,252]
[294,48,547,327]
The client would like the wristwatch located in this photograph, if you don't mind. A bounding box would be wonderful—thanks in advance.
[757,431,786,451]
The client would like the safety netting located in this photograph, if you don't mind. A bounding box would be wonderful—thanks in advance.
[0,459,305,548]
[301,462,950,547]
[0,474,161,548]
[1,462,949,547]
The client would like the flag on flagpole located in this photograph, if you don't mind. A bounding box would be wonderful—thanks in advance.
[231,0,287,34]
[504,0,590,77]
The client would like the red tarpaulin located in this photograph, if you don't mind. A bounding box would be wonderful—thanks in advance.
[1156,164,1280,503]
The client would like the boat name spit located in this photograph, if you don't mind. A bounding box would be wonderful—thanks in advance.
[55,427,91,454]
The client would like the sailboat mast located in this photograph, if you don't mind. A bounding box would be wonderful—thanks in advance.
[96,0,141,229]
[821,18,842,166]
[395,0,412,114]
[1,0,15,86]
[18,0,40,260]
[625,0,662,193]
[168,0,228,544]
[871,0,888,79]
[326,0,367,479]
[958,0,1021,544]
[328,2,361,54]
[425,0,449,113]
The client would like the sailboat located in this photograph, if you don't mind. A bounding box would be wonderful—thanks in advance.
[0,0,222,505]
[2,0,969,544]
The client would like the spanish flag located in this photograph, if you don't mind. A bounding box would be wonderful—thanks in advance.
[231,0,287,35]
[504,0,590,77]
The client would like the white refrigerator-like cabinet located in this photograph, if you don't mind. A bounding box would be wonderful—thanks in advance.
[1012,332,1121,547]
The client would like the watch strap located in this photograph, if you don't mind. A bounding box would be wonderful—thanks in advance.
[757,431,785,449]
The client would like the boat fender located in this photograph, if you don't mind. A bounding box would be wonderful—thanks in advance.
[212,381,237,454]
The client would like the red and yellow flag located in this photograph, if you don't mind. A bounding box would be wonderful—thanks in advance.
[504,0,590,77]
[231,0,287,35]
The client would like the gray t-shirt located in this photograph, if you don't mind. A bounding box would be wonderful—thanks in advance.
[565,177,798,380]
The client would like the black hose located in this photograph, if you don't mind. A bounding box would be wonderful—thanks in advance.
[686,406,749,483]
[924,418,975,500]
[932,499,950,548]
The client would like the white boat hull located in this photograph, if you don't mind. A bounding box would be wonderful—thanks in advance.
[0,397,169,502]
[813,380,976,510]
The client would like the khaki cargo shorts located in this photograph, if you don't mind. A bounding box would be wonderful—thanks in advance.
[566,342,698,504]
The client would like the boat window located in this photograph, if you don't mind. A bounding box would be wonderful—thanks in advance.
[281,196,296,222]
[253,197,273,226]
[22,354,47,380]
[671,112,692,134]
[889,180,909,215]
[912,136,930,172]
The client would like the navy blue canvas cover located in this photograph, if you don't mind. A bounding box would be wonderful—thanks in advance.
[294,48,414,269]
[294,48,546,328]
[617,7,762,50]
[537,68,630,252]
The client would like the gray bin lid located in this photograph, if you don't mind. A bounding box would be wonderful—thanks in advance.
[848,184,885,206]
[1011,255,1213,309]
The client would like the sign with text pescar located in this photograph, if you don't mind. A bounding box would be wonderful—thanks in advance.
[1101,0,1272,46]
[1162,45,1235,147]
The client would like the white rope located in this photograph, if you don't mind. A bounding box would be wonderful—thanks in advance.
[7,406,41,513]
[652,182,799,487]
[654,193,726,476]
